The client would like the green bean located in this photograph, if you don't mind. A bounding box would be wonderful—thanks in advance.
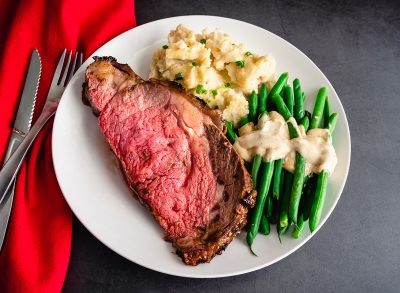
[287,121,299,138]
[279,85,285,98]
[239,117,249,128]
[283,85,294,116]
[292,174,310,238]
[310,87,327,129]
[259,213,270,235]
[278,221,289,243]
[293,79,304,122]
[272,159,283,199]
[292,213,305,238]
[286,115,308,225]
[324,96,330,128]
[270,73,289,97]
[251,154,262,187]
[279,224,289,235]
[270,171,284,224]
[319,110,326,129]
[248,91,258,124]
[327,113,338,133]
[319,96,330,128]
[225,121,236,143]
[258,83,268,118]
[279,171,293,229]
[267,72,289,109]
[300,115,310,132]
[289,153,306,225]
[302,176,316,221]
[309,112,338,232]
[268,197,279,225]
[246,161,275,249]
[265,185,273,218]
[309,170,329,232]
[272,93,291,121]
[279,167,285,194]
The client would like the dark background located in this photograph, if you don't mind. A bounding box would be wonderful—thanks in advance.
[63,0,400,292]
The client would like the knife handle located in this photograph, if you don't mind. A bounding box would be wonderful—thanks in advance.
[0,101,58,204]
[0,131,24,250]
[0,180,16,251]
[4,133,24,162]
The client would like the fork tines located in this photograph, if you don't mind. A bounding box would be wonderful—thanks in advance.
[47,49,83,100]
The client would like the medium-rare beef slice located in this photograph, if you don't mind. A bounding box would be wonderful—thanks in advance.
[84,57,256,265]
[82,56,143,115]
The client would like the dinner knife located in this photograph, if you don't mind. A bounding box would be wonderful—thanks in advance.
[0,49,41,251]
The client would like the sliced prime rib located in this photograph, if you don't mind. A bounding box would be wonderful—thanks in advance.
[82,57,256,265]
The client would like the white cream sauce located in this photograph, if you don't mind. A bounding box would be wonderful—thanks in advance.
[233,111,337,175]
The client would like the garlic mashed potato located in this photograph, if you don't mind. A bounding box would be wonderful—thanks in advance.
[150,25,277,125]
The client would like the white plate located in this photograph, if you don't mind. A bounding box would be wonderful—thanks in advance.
[52,15,351,278]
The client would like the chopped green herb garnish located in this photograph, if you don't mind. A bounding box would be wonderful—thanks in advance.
[224,82,232,88]
[195,84,207,95]
[206,99,211,103]
[175,72,183,81]
[245,51,252,57]
[200,38,206,44]
[192,61,199,66]
[211,89,218,96]
[235,60,245,68]
[162,45,169,49]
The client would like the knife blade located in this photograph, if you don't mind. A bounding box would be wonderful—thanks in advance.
[0,48,41,251]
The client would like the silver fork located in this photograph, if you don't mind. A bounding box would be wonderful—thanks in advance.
[0,49,83,203]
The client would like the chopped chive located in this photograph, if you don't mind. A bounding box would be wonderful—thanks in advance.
[162,45,168,49]
[211,89,218,96]
[195,84,207,95]
[200,38,206,44]
[192,61,199,67]
[235,60,245,68]
[206,99,211,103]
[175,72,183,81]
[224,82,232,88]
[245,51,252,57]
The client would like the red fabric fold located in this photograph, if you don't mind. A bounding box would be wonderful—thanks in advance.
[0,0,136,291]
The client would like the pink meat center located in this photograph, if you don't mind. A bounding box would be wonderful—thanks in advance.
[112,102,216,239]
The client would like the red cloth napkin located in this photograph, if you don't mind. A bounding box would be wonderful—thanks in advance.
[0,0,136,291]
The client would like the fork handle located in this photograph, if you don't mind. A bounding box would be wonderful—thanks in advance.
[0,101,58,204]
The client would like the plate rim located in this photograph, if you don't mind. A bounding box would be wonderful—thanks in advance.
[52,15,351,278]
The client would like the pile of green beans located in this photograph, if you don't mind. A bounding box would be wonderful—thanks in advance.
[232,73,338,252]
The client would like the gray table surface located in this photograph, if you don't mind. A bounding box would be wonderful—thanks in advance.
[63,0,400,292]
